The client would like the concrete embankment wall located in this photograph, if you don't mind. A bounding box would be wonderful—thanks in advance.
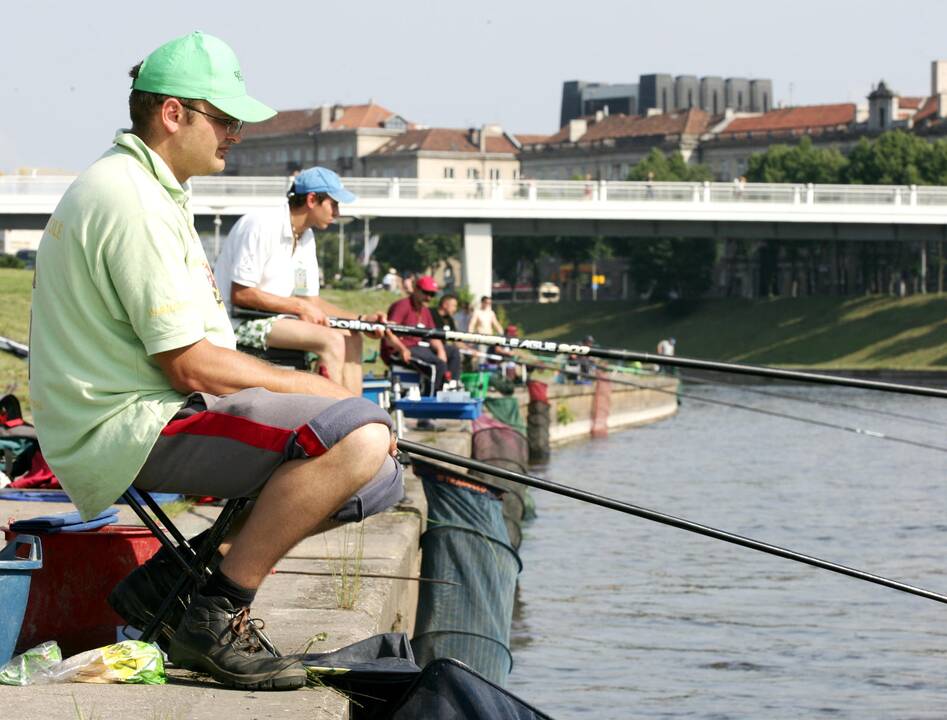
[516,375,680,445]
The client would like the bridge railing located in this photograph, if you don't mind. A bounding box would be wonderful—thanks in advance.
[3,176,947,207]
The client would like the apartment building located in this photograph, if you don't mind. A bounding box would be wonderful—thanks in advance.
[519,108,710,180]
[363,125,522,181]
[225,102,411,177]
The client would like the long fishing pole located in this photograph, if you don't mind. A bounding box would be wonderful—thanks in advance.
[398,439,947,606]
[520,356,947,454]
[329,318,947,399]
[680,373,947,429]
[562,351,946,429]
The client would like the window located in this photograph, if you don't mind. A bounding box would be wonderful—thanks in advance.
[444,167,455,179]
[737,92,743,109]
[688,90,694,108]
[513,169,520,180]
[662,88,668,111]
[489,168,501,180]
[467,167,480,179]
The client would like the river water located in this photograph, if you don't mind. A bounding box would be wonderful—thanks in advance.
[507,383,947,719]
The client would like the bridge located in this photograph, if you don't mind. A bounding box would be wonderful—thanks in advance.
[3,176,945,299]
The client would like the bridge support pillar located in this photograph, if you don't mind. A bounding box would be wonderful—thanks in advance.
[462,223,492,302]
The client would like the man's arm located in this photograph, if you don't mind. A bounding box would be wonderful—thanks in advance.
[490,312,504,334]
[154,339,351,398]
[231,283,326,325]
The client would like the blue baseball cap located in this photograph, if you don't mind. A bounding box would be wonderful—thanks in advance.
[289,166,357,204]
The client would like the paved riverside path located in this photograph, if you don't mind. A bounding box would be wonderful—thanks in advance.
[0,423,484,719]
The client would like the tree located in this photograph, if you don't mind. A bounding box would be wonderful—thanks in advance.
[493,236,550,300]
[627,148,713,182]
[745,136,848,184]
[840,130,947,186]
[613,150,715,299]
[372,234,461,275]
[552,236,611,301]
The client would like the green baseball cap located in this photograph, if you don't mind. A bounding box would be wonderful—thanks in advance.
[132,31,275,123]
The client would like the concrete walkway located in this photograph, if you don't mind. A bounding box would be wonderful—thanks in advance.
[0,427,448,719]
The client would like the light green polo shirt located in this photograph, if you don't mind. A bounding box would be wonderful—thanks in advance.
[29,132,236,519]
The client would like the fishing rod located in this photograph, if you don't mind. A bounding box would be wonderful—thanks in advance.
[680,373,947,429]
[552,351,946,429]
[0,335,28,359]
[518,356,947,454]
[329,318,947,399]
[398,439,947,606]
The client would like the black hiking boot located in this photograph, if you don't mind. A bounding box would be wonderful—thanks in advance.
[107,529,218,649]
[168,593,306,690]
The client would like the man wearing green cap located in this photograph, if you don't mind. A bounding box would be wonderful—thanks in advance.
[29,32,401,691]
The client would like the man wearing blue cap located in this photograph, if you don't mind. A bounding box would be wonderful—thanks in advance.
[30,32,402,692]
[215,166,385,394]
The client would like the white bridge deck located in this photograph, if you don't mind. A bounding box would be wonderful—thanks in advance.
[2,176,947,227]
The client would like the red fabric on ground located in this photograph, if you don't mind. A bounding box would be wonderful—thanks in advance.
[10,450,61,489]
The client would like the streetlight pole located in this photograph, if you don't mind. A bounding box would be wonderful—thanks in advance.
[335,217,353,276]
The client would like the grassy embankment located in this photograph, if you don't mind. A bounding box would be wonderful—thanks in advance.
[505,295,947,370]
[3,264,946,412]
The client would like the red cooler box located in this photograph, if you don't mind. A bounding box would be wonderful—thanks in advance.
[5,525,160,656]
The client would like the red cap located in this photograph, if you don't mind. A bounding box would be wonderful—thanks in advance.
[416,275,439,293]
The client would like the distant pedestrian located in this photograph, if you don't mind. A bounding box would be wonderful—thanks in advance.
[467,296,503,335]
[381,267,398,292]
[657,337,677,375]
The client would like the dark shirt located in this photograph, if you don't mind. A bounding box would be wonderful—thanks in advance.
[382,296,436,363]
[433,309,456,332]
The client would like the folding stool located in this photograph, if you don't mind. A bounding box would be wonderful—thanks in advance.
[120,488,255,645]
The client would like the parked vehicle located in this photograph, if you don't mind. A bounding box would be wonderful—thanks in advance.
[538,282,560,303]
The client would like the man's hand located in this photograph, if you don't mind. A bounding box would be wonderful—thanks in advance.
[362,312,387,339]
[399,347,412,364]
[295,300,328,326]
[389,432,398,457]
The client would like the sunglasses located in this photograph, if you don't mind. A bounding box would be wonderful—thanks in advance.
[179,102,244,136]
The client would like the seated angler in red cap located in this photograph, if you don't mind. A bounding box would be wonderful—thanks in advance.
[381,275,461,390]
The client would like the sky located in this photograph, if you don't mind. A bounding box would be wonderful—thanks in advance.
[3,0,947,173]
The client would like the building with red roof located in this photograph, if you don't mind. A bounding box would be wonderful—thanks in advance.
[226,102,411,177]
[519,108,711,180]
[363,125,522,181]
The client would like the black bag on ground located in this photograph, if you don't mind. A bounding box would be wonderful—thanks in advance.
[297,633,420,720]
[384,658,554,720]
[0,394,39,478]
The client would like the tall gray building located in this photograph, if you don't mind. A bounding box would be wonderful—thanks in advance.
[560,73,773,124]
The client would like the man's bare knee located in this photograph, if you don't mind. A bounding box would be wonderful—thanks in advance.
[331,423,391,491]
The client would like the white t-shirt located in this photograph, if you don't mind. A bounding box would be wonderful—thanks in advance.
[214,206,320,329]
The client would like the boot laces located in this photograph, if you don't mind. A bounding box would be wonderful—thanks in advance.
[227,607,267,654]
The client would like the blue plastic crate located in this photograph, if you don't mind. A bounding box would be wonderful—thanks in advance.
[0,534,42,664]
[393,397,483,420]
[362,378,391,407]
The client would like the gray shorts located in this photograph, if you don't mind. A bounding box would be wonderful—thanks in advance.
[134,387,403,523]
